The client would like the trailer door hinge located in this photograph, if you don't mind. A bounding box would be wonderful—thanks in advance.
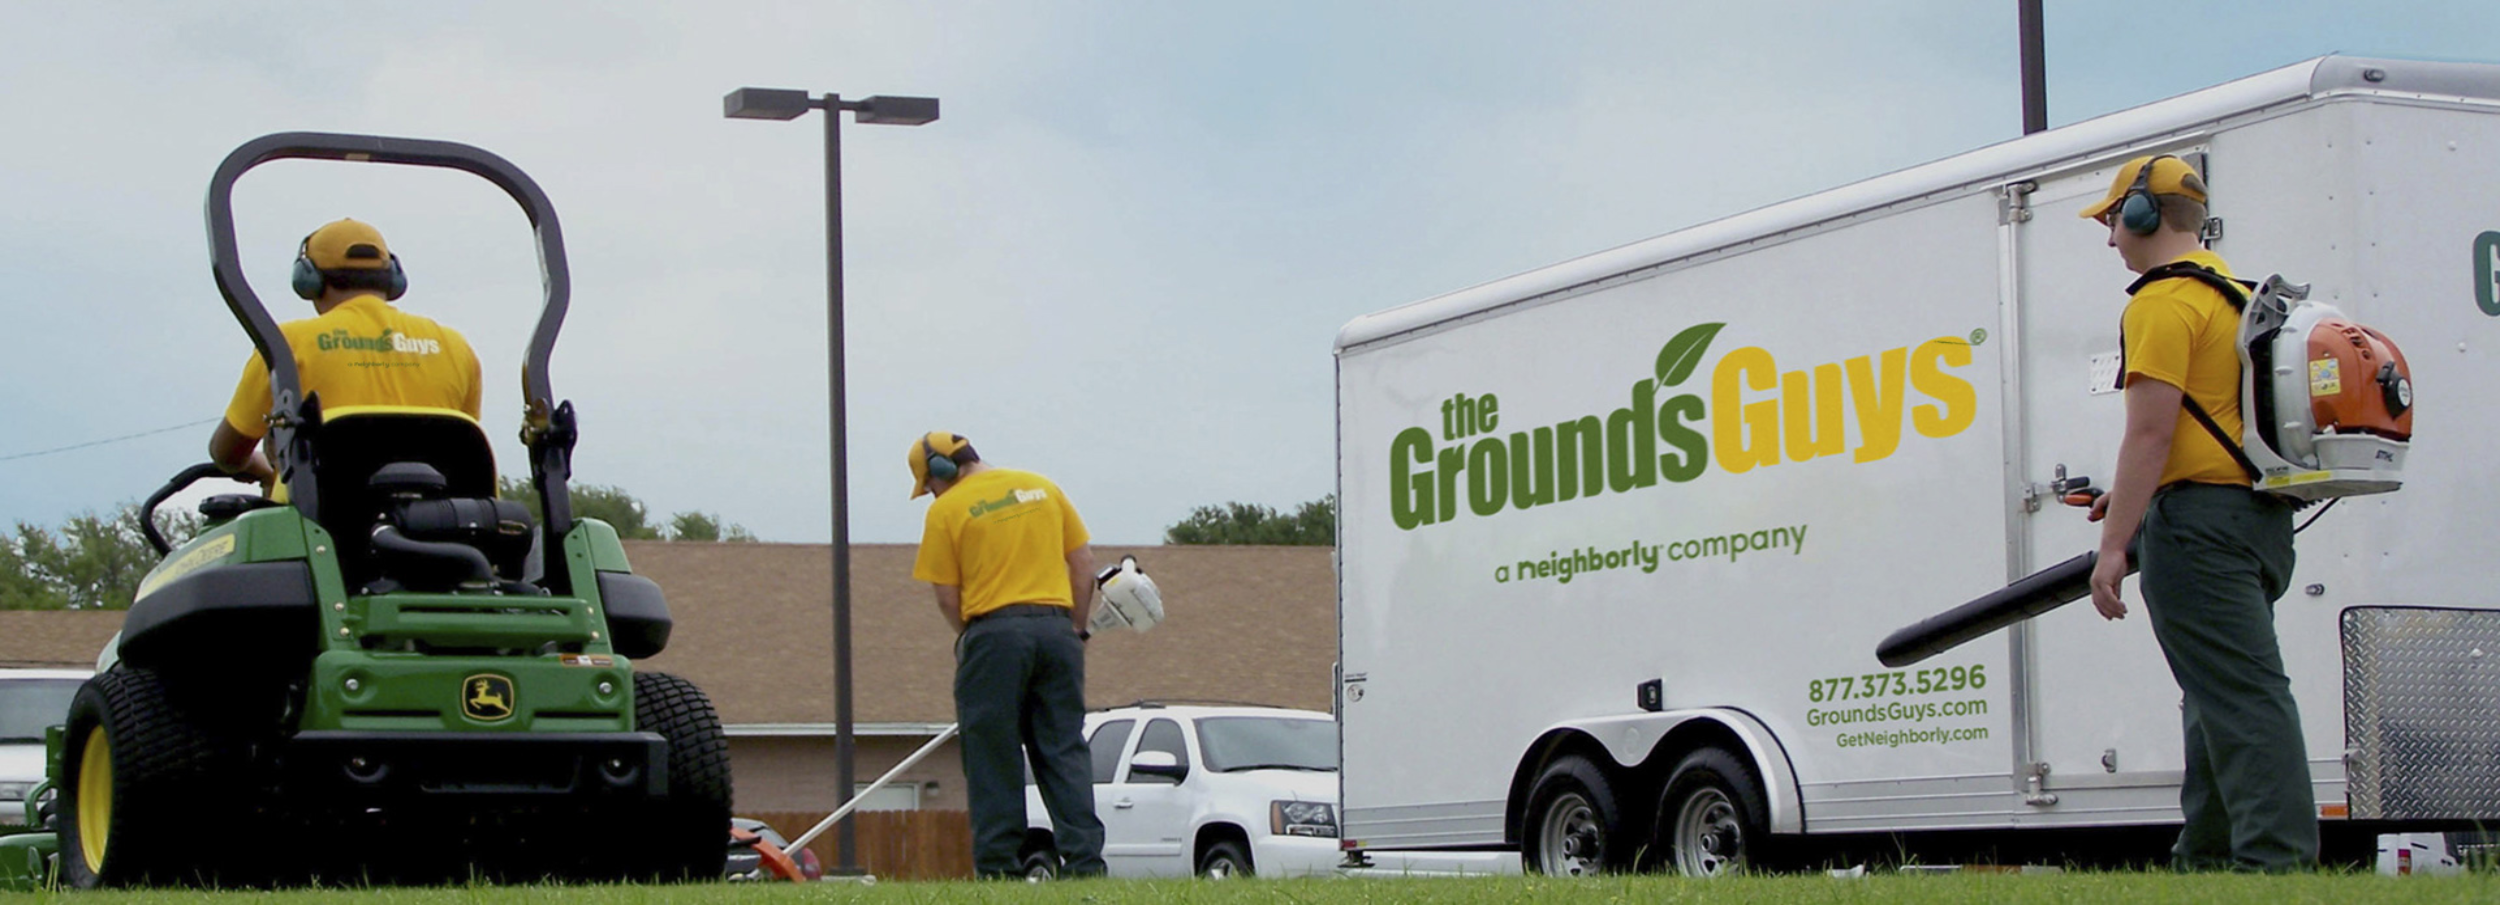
[1999,180,2038,225]
[2023,762,2059,807]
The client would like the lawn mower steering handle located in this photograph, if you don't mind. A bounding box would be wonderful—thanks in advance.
[140,463,258,557]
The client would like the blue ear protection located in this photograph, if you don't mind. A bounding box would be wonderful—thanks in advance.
[922,435,961,482]
[292,235,408,301]
[2117,156,2172,237]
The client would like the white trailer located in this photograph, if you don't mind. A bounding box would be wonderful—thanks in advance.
[1333,55,2500,874]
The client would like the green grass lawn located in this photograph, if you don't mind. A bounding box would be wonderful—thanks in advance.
[2,873,2493,905]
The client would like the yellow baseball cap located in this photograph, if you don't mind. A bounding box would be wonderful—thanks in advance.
[2077,155,2206,221]
[304,218,394,270]
[908,431,972,498]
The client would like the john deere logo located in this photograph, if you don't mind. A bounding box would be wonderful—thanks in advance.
[462,675,516,722]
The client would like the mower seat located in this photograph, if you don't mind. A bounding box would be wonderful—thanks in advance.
[305,407,505,588]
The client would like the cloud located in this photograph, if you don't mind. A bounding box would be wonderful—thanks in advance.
[3,0,2493,543]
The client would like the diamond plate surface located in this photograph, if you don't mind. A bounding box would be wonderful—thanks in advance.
[2343,607,2500,821]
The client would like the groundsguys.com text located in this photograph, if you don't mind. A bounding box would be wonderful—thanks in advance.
[1494,523,1808,585]
[1808,697,1987,726]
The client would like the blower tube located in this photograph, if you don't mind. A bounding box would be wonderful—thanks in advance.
[1875,541,2137,669]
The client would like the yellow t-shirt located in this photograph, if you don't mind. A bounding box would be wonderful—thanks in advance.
[2120,250,2248,488]
[222,295,482,438]
[912,468,1090,621]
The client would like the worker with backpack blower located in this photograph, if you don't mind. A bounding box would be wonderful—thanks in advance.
[2078,154,2313,871]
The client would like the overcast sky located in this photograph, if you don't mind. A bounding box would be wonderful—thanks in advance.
[3,2,2493,545]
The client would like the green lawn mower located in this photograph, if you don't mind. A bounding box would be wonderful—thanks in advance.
[2,133,731,887]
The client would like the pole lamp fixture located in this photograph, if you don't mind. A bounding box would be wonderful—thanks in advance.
[722,86,937,875]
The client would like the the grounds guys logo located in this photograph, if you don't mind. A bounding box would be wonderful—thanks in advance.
[1388,323,1980,530]
[317,327,444,355]
[463,674,516,722]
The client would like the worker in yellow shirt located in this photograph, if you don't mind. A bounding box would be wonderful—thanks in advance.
[908,431,1104,878]
[2080,156,2311,871]
[208,218,481,482]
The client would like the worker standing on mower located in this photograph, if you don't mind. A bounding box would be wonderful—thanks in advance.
[208,218,481,482]
[2079,156,2313,871]
[908,431,1106,878]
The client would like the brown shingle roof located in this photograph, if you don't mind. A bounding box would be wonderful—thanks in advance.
[0,544,1338,726]
[628,542,1337,725]
[0,611,122,670]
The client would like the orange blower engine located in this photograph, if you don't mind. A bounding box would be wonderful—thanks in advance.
[730,825,808,882]
[2235,275,2413,500]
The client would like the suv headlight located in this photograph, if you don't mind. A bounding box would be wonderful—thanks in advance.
[1271,800,1338,838]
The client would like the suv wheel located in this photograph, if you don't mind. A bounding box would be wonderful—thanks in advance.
[1198,839,1252,878]
[1020,848,1059,881]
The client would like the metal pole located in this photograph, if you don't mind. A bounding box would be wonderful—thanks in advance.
[788,723,963,855]
[821,92,860,875]
[2018,0,2047,134]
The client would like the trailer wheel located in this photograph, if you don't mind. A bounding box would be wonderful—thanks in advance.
[1655,747,1770,876]
[1523,754,1635,876]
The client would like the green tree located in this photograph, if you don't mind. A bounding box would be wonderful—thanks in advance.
[2,505,198,611]
[1164,494,1336,546]
[0,534,68,610]
[498,477,752,542]
[664,511,758,543]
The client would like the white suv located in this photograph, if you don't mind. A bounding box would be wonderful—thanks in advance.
[1023,703,1338,878]
[0,670,90,826]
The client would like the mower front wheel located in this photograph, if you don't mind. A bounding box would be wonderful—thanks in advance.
[613,671,732,882]
[58,668,237,888]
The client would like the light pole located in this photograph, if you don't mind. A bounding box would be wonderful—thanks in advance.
[724,87,938,875]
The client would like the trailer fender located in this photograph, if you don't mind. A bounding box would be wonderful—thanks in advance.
[1535,709,1803,835]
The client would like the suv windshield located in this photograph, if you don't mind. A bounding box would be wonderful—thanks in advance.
[0,679,83,743]
[1194,717,1336,773]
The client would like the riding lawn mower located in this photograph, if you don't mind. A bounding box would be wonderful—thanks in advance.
[0,132,731,887]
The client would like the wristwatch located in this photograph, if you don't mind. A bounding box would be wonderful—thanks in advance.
[1079,629,1092,642]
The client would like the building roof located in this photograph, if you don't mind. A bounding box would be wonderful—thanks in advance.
[0,543,1338,728]
[0,611,120,670]
[628,542,1336,726]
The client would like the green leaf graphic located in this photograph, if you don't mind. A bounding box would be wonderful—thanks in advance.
[1654,323,1727,388]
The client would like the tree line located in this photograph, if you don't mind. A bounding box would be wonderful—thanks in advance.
[2,481,753,611]
[5,485,1334,611]
[1163,494,1335,546]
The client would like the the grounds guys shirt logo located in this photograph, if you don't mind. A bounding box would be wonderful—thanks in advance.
[1388,323,1980,530]
[316,327,445,355]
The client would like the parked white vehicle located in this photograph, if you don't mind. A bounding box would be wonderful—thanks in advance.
[1334,55,2500,875]
[0,670,90,826]
[1024,703,1340,878]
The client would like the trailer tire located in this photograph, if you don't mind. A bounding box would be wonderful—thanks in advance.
[1523,754,1637,876]
[1654,747,1770,876]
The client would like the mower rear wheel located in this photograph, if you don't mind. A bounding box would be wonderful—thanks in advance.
[615,671,732,882]
[59,668,237,888]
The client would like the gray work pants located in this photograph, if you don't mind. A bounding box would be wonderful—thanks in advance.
[2139,482,2315,871]
[956,604,1104,877]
